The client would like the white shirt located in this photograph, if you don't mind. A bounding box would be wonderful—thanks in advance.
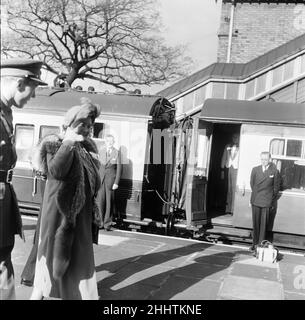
[221,144,239,169]
[107,147,113,156]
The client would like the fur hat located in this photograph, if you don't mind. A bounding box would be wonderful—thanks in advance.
[63,97,101,129]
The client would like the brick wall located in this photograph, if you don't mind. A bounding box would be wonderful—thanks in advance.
[217,2,305,63]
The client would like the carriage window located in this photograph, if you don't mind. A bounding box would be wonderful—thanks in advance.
[196,135,209,177]
[15,124,34,164]
[93,122,104,138]
[270,138,305,191]
[39,125,60,139]
[286,140,304,158]
[270,139,285,156]
[196,122,212,177]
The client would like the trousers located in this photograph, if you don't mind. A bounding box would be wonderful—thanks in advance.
[226,166,237,214]
[251,205,271,246]
[20,211,42,284]
[0,244,15,300]
[97,182,115,229]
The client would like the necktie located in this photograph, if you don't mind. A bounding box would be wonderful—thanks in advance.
[231,145,237,159]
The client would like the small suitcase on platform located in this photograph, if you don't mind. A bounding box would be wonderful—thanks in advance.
[256,240,278,263]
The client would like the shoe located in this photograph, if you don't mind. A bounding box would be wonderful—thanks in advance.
[249,245,257,256]
[249,245,256,252]
[21,279,33,287]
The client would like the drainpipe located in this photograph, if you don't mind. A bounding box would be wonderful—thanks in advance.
[226,0,236,63]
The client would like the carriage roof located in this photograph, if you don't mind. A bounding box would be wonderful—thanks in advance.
[200,99,305,126]
[17,87,164,118]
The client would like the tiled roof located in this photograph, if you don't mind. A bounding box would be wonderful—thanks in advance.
[221,1,304,3]
[158,33,305,99]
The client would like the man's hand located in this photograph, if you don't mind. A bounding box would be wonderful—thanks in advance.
[112,183,118,190]
[220,170,225,180]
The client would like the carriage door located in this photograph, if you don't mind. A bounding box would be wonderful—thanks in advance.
[185,118,213,226]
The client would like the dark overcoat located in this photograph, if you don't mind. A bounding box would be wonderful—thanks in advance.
[33,135,101,299]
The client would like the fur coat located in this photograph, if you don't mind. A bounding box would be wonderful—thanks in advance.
[35,134,101,280]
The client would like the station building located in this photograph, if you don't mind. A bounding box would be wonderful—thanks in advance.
[158,1,305,113]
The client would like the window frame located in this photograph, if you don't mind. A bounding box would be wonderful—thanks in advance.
[15,123,35,168]
[39,125,60,140]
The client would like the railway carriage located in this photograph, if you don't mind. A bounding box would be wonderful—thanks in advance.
[12,87,175,228]
[170,98,305,249]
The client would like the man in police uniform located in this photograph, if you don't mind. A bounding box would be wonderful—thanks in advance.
[0,59,47,299]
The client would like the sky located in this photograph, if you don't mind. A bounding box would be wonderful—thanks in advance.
[1,0,222,94]
[160,0,221,74]
[145,0,222,94]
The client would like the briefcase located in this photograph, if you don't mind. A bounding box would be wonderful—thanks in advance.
[256,240,278,263]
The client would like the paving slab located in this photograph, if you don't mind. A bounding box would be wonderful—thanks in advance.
[98,233,130,246]
[281,275,305,293]
[103,261,174,288]
[173,260,230,281]
[219,275,284,300]
[149,275,221,300]
[231,263,279,281]
[99,283,157,300]
[136,252,195,268]
[284,291,305,300]
[192,251,237,267]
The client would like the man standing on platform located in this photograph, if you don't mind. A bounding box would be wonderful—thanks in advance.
[221,133,240,215]
[249,152,280,252]
[0,59,47,299]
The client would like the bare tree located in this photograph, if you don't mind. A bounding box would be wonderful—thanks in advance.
[1,0,193,90]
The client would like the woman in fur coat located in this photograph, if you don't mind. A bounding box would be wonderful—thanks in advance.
[30,98,101,300]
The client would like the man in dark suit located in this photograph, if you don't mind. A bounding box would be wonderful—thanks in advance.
[0,59,47,299]
[97,134,122,231]
[250,151,281,252]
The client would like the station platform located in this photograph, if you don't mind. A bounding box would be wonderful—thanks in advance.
[12,217,305,300]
